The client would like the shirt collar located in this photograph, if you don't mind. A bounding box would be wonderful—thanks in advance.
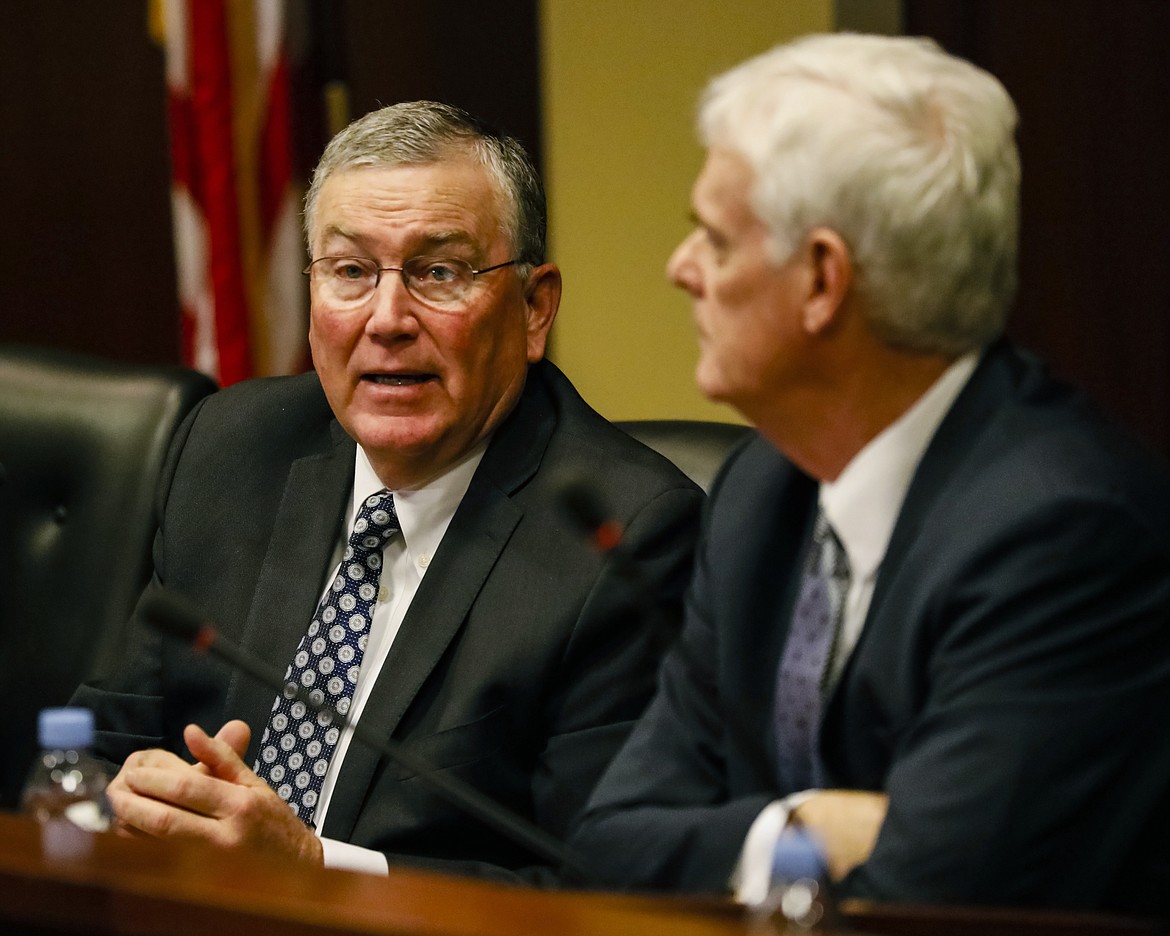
[351,441,488,561]
[820,352,979,584]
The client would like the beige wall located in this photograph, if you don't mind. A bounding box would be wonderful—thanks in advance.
[540,1,835,422]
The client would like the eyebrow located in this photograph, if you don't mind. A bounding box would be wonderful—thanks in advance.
[688,209,727,244]
[317,224,367,251]
[414,231,480,254]
[316,225,482,257]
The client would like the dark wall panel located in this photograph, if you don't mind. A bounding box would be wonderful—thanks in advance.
[0,3,179,363]
[907,0,1170,456]
[338,0,542,170]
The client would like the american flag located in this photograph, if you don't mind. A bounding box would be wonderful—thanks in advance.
[156,0,307,385]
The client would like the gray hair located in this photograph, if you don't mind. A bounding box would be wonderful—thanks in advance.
[304,101,547,272]
[699,33,1020,355]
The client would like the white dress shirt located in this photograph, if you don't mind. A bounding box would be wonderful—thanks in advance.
[734,352,979,904]
[313,441,486,874]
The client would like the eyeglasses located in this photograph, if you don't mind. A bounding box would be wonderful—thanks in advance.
[303,256,520,308]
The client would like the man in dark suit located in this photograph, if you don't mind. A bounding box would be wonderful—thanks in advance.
[74,101,702,882]
[571,34,1170,915]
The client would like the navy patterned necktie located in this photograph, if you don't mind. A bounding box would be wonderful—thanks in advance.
[255,489,399,826]
[774,510,850,793]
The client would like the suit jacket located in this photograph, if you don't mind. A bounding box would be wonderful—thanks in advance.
[74,359,702,882]
[572,342,1170,915]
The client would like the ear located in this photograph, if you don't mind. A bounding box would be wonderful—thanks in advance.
[801,227,853,335]
[523,263,562,362]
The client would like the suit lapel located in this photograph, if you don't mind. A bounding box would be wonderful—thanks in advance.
[741,464,817,783]
[320,364,555,841]
[818,343,1033,785]
[226,420,355,763]
[819,341,1027,728]
[864,343,1021,629]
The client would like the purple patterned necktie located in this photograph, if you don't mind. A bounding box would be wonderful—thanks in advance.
[774,510,850,793]
[255,489,399,826]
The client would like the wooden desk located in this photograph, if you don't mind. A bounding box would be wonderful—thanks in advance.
[0,812,1161,936]
[0,811,759,936]
[843,899,1164,936]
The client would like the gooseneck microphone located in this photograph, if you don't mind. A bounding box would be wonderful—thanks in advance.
[556,475,624,553]
[555,474,777,792]
[139,588,597,884]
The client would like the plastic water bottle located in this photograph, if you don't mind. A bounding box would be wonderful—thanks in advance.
[758,826,836,930]
[21,707,112,834]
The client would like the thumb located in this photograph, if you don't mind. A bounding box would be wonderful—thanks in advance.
[184,722,259,786]
[214,719,252,759]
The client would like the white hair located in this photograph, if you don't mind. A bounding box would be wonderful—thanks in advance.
[699,33,1020,355]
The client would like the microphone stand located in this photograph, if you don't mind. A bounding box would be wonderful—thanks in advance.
[140,590,598,885]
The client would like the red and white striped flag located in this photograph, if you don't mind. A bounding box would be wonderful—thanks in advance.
[156,0,307,385]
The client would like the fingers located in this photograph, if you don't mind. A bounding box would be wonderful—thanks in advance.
[117,747,193,773]
[215,719,252,758]
[108,752,231,845]
[113,768,225,841]
[104,732,324,866]
[107,730,256,840]
[119,761,227,819]
[187,721,252,776]
[116,757,323,864]
[184,723,258,787]
[790,789,889,881]
[108,745,191,799]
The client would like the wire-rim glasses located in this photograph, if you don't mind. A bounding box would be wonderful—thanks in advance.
[303,256,520,308]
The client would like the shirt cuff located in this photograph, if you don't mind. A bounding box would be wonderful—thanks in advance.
[320,836,390,875]
[730,791,816,906]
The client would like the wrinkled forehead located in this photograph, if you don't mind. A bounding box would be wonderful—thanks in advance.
[310,159,508,255]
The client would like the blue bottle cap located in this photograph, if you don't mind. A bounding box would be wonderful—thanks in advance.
[38,707,95,750]
[771,826,828,882]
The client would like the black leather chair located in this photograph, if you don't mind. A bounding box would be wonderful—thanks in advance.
[0,345,217,808]
[616,419,753,493]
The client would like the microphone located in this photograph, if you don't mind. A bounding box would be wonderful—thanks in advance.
[556,474,625,555]
[555,472,652,608]
[139,588,597,884]
[554,474,777,792]
[556,470,676,613]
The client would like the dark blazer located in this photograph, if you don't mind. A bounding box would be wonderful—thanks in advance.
[573,342,1170,915]
[74,360,703,882]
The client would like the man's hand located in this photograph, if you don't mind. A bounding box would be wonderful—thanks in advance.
[106,720,324,867]
[791,790,888,881]
[192,719,252,772]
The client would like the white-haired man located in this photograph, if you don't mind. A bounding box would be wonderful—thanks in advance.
[573,33,1170,915]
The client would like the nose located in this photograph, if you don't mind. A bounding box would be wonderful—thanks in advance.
[365,270,420,337]
[666,230,703,298]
